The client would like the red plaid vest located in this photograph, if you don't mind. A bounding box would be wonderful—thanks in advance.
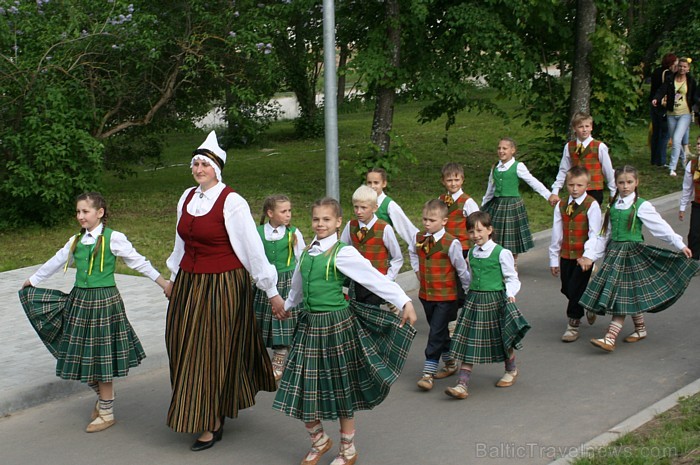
[569,140,604,190]
[439,193,470,250]
[349,219,390,274]
[417,231,459,301]
[559,195,595,259]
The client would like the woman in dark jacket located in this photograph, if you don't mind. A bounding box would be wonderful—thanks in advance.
[653,57,697,176]
[649,53,677,166]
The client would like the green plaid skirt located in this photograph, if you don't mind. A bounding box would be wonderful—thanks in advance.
[272,301,416,422]
[166,268,276,433]
[482,197,534,254]
[450,290,530,364]
[253,269,299,347]
[18,286,145,383]
[579,241,699,316]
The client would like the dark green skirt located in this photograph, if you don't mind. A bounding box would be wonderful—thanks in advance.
[166,268,277,433]
[579,241,699,316]
[18,285,145,383]
[253,269,299,347]
[450,290,530,364]
[482,197,534,254]
[272,301,416,422]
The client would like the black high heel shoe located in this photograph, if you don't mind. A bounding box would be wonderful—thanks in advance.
[190,418,225,452]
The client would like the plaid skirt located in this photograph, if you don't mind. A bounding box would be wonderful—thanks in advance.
[579,241,699,316]
[450,290,530,364]
[166,268,276,433]
[272,301,416,422]
[18,286,145,382]
[253,269,299,347]
[481,197,533,254]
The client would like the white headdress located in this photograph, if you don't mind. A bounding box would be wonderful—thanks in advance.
[191,131,227,181]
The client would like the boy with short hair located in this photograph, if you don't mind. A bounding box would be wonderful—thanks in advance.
[549,166,603,342]
[439,162,480,257]
[679,135,700,259]
[409,199,470,391]
[549,112,615,207]
[341,185,403,305]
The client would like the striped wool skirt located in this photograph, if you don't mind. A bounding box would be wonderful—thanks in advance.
[481,197,534,254]
[272,301,416,422]
[18,285,145,382]
[165,268,276,433]
[579,241,699,316]
[253,269,299,348]
[450,290,530,364]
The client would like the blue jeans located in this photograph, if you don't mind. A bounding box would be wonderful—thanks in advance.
[667,113,691,172]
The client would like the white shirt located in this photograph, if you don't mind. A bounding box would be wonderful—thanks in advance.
[407,228,471,293]
[594,194,687,257]
[441,189,480,217]
[469,239,520,298]
[340,215,403,281]
[482,158,552,205]
[548,193,603,266]
[551,136,616,196]
[29,223,161,286]
[377,192,419,247]
[679,161,695,212]
[284,234,411,310]
[166,183,279,298]
[263,223,306,261]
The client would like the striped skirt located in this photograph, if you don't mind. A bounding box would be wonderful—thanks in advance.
[272,301,416,422]
[165,268,276,433]
[253,269,299,348]
[450,290,530,364]
[579,241,699,316]
[481,197,534,254]
[18,286,145,382]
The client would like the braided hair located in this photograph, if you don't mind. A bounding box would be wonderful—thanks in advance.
[260,194,291,225]
[601,165,638,234]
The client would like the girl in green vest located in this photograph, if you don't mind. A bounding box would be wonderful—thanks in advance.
[446,211,530,399]
[19,192,169,433]
[253,194,306,381]
[271,197,417,465]
[481,138,552,261]
[581,165,697,352]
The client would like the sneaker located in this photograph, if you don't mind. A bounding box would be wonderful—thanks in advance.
[586,311,597,325]
[590,337,615,352]
[623,329,647,343]
[495,369,518,388]
[445,384,469,399]
[561,325,579,343]
[416,374,434,391]
[670,170,677,177]
[434,360,459,379]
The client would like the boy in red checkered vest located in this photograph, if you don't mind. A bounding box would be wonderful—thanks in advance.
[438,162,480,258]
[340,185,403,306]
[549,112,616,207]
[409,199,470,392]
[679,136,700,259]
[549,166,603,342]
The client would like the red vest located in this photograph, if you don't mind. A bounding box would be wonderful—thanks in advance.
[559,195,595,259]
[569,140,604,190]
[349,219,390,274]
[692,160,700,204]
[439,193,470,250]
[177,186,244,273]
[417,231,459,301]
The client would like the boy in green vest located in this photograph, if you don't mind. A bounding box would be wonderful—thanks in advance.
[548,166,602,342]
[409,199,470,391]
[341,185,403,305]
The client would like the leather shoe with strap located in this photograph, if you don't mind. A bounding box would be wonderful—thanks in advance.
[590,337,615,352]
[301,436,333,465]
[623,329,647,343]
[496,369,518,387]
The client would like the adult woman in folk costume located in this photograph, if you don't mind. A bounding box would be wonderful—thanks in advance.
[164,131,283,451]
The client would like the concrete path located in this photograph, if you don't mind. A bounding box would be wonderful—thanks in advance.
[1,192,698,465]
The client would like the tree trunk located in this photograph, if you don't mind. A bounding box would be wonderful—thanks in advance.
[337,43,349,107]
[568,0,596,138]
[370,0,400,154]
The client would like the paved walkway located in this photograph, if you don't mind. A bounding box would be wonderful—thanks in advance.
[1,192,698,465]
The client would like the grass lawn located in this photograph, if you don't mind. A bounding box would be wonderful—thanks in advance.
[0,93,687,275]
[572,392,700,465]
